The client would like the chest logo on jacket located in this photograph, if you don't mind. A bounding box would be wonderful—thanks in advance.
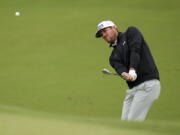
[123,41,126,46]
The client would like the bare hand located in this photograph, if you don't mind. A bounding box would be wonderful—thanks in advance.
[121,72,134,81]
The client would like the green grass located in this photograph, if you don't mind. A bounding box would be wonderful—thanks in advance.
[0,107,179,135]
[0,113,164,135]
[0,0,180,134]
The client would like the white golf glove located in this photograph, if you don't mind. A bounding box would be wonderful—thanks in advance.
[129,69,137,81]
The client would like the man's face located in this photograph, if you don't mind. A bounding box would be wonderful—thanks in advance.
[101,26,118,44]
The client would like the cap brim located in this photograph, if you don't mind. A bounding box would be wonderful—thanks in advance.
[95,30,102,38]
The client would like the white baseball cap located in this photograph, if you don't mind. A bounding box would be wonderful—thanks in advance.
[95,20,116,38]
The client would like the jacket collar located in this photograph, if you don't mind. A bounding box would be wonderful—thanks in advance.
[109,32,123,47]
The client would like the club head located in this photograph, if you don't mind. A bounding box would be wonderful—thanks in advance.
[102,68,112,75]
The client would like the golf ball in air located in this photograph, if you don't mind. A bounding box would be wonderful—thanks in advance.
[15,11,20,16]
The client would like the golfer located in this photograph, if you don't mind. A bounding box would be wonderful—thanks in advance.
[95,20,161,121]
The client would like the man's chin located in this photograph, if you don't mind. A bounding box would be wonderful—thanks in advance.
[104,39,113,44]
[108,41,115,44]
[106,40,113,44]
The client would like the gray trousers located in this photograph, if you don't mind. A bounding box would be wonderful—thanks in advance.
[121,79,161,122]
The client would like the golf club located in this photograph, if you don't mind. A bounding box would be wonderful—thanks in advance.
[102,68,119,76]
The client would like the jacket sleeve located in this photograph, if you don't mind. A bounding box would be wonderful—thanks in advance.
[127,27,142,70]
[109,52,128,75]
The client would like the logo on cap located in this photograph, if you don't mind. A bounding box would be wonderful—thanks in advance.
[99,24,104,30]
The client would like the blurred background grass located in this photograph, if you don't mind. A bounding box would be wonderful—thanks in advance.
[0,0,180,134]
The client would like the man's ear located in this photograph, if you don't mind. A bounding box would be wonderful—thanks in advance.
[112,26,118,32]
[115,26,119,32]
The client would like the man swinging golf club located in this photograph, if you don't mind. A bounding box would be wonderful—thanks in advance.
[95,20,161,121]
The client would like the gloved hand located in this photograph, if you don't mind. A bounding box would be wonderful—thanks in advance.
[128,69,137,81]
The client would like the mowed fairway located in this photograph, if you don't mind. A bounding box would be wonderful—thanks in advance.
[0,0,180,134]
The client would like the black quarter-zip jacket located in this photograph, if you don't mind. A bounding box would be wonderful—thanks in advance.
[109,27,160,88]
